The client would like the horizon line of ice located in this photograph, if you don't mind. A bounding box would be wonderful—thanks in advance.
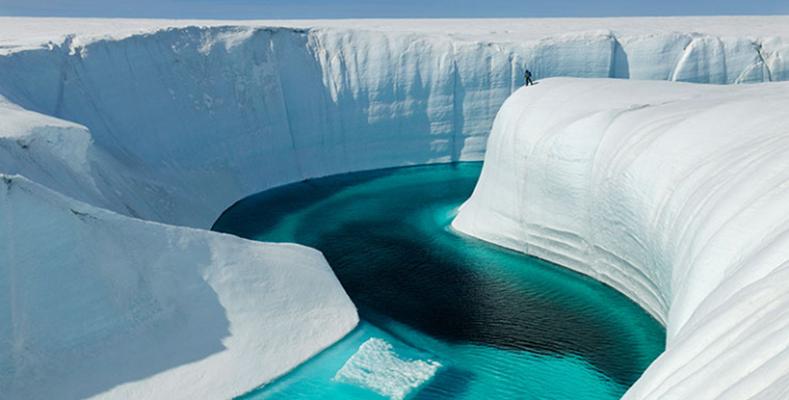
[2,20,788,230]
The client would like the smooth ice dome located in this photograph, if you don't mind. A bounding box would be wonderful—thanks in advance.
[454,78,789,398]
[2,16,789,399]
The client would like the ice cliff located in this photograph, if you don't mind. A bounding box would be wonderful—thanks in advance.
[1,18,789,228]
[454,78,789,399]
[2,16,789,399]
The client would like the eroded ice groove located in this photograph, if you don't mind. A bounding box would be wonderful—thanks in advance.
[454,78,789,398]
[334,338,441,400]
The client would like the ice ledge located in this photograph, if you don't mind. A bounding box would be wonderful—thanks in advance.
[454,77,789,398]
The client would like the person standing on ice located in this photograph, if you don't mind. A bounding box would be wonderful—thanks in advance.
[524,69,534,86]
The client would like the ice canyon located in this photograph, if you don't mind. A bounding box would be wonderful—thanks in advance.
[2,16,789,399]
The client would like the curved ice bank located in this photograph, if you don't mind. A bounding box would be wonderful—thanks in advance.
[454,78,789,398]
[0,174,358,399]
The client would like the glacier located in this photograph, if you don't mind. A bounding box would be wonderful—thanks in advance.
[454,78,789,399]
[1,16,789,399]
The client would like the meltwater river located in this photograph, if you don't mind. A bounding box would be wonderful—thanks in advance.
[212,162,664,400]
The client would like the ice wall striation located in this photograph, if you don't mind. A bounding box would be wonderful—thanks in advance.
[454,78,789,399]
[1,25,788,227]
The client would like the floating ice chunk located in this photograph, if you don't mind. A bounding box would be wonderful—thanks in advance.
[334,338,441,400]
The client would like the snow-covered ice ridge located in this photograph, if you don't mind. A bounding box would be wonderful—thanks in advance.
[1,16,789,399]
[454,78,789,399]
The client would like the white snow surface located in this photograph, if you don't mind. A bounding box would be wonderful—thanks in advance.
[454,77,789,399]
[333,338,441,400]
[2,16,789,399]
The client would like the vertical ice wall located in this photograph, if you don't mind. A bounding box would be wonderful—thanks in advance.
[2,22,789,399]
[1,26,787,227]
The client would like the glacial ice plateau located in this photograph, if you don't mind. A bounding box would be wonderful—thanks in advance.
[2,16,789,399]
[454,78,789,399]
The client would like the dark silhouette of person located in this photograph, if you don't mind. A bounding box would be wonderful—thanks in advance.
[524,69,534,86]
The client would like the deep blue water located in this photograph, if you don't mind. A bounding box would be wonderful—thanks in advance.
[212,162,665,400]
